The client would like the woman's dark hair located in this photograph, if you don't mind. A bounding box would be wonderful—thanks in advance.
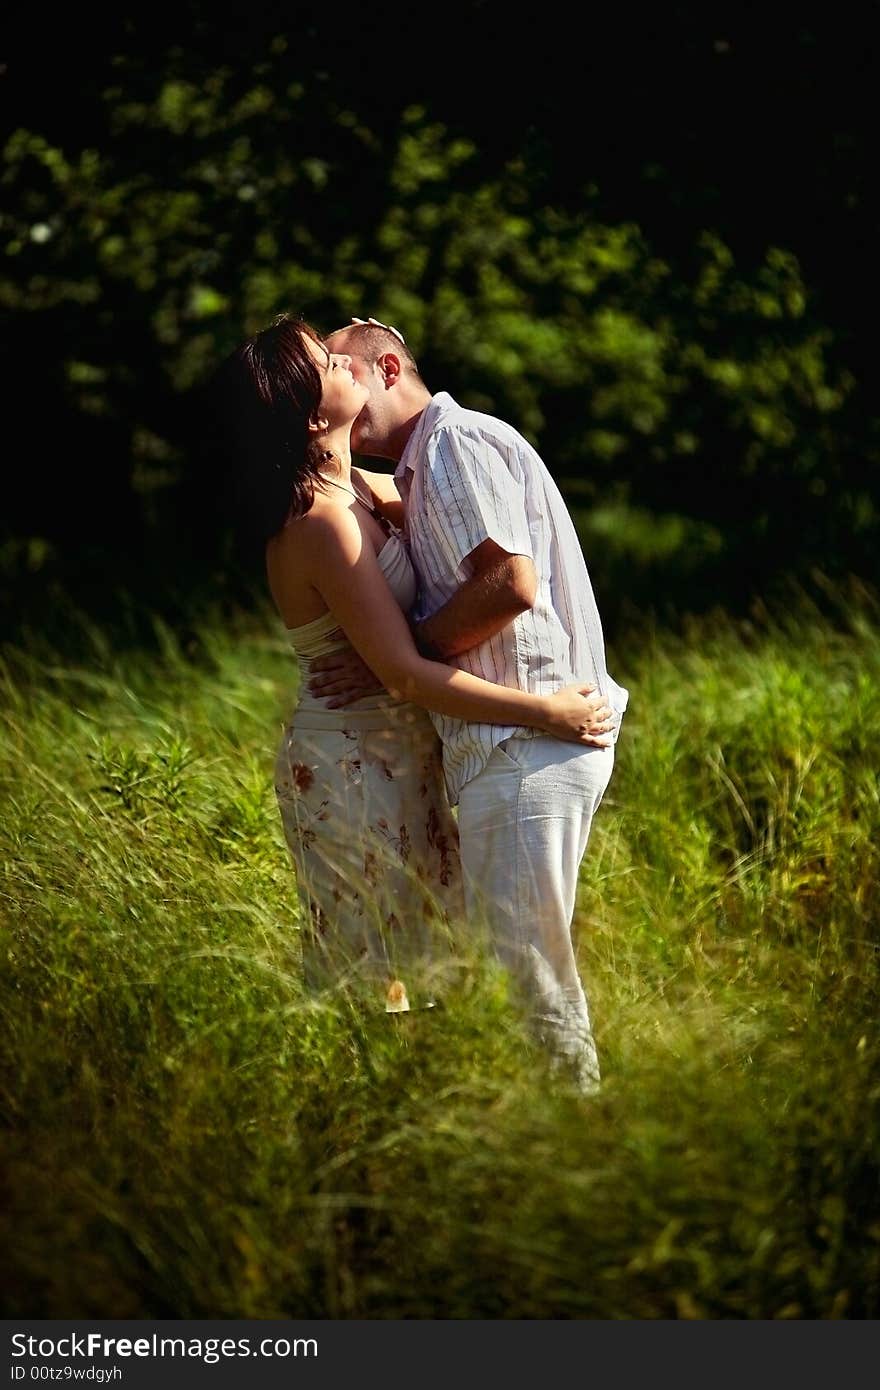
[211,313,331,547]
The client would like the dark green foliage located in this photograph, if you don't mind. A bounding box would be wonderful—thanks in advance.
[2,10,878,638]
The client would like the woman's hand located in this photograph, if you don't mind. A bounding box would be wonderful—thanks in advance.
[540,684,614,745]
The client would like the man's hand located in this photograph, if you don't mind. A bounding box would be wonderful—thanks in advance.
[308,649,385,708]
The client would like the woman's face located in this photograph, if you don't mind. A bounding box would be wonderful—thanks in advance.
[304,333,369,427]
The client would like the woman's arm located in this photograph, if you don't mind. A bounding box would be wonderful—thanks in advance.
[302,508,612,744]
[353,467,406,529]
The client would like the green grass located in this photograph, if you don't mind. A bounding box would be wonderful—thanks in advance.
[1,582,878,1318]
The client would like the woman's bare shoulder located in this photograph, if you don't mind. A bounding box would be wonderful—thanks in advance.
[271,495,363,570]
[266,498,366,626]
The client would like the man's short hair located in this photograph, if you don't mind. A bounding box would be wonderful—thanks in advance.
[329,320,423,382]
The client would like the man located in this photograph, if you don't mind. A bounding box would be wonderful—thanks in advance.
[312,317,628,1091]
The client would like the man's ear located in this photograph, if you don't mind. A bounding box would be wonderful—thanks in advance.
[377,352,402,388]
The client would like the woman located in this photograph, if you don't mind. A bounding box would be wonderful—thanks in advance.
[223,313,614,1011]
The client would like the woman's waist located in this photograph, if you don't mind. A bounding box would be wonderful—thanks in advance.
[287,692,433,732]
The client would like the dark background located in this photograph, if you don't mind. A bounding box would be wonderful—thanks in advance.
[3,3,878,644]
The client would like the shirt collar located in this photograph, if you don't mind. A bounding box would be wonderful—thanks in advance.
[394,392,458,479]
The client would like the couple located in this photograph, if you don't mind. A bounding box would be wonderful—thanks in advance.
[226,313,628,1091]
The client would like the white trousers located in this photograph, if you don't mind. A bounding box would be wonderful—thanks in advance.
[457,736,614,1091]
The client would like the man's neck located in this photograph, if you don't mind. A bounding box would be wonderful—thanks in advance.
[386,404,431,463]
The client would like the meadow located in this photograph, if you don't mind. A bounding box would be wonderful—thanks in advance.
[2,581,878,1318]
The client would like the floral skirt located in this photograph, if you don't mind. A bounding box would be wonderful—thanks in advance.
[275,700,465,1010]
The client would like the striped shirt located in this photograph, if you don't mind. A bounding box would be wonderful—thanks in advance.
[395,392,629,805]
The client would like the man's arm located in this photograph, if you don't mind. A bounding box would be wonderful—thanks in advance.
[308,539,535,704]
[412,538,536,660]
[311,427,537,701]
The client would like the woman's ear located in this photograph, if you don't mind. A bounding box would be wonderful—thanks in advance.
[307,414,330,434]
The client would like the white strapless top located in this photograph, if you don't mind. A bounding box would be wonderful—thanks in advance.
[285,532,416,714]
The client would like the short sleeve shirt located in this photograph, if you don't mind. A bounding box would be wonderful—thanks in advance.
[396,392,628,805]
